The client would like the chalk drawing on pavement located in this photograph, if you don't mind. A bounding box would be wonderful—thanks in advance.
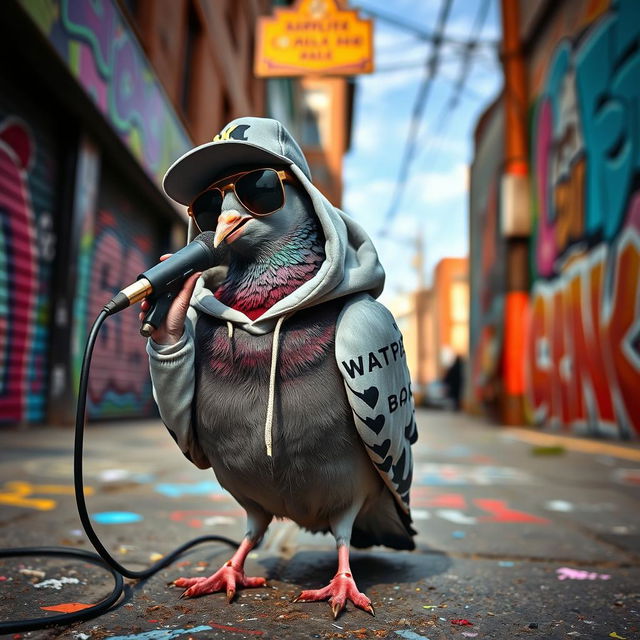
[612,469,640,486]
[410,490,549,525]
[154,480,230,498]
[414,463,533,486]
[92,511,143,524]
[0,481,94,511]
[556,567,611,581]
[170,509,244,529]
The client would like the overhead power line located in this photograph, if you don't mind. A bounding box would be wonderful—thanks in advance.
[444,0,491,112]
[356,3,499,49]
[417,0,492,168]
[381,0,454,227]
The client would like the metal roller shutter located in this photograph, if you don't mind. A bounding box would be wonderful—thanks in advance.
[74,164,164,420]
[0,94,60,424]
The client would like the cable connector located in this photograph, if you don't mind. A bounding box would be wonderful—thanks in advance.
[103,292,130,315]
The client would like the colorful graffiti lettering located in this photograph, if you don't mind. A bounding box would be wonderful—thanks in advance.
[528,0,640,437]
[0,119,37,422]
[77,209,158,418]
[89,229,146,402]
[18,0,191,187]
[0,116,56,424]
[527,221,640,435]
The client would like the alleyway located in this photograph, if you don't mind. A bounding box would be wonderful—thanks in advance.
[0,410,639,639]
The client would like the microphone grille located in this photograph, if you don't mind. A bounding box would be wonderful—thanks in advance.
[195,230,217,247]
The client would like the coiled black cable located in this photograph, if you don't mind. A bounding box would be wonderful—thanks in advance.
[0,546,123,633]
[0,309,240,633]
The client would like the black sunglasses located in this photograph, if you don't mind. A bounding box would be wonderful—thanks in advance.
[188,167,295,232]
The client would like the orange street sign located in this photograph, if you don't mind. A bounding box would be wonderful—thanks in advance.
[255,0,374,77]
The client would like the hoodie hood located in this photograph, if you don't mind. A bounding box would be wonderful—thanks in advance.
[166,117,384,335]
[186,161,385,336]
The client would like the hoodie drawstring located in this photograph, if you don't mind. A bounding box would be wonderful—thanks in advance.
[226,321,234,339]
[264,314,286,457]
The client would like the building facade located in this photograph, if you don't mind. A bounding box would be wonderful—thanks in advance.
[0,0,354,427]
[469,95,507,422]
[390,257,469,406]
[469,0,640,438]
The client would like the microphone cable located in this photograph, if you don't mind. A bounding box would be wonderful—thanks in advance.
[0,308,240,634]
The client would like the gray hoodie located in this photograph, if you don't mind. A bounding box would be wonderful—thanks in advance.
[147,118,416,515]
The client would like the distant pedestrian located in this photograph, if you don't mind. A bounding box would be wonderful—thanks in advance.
[443,355,464,411]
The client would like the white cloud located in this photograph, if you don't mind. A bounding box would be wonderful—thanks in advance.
[374,30,429,58]
[351,115,386,153]
[349,111,416,157]
[422,130,470,158]
[410,163,469,205]
[445,14,501,42]
[465,69,502,100]
[343,161,364,185]
[358,67,422,102]
[344,177,396,217]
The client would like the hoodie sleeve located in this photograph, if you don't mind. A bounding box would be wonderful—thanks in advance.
[335,294,417,514]
[146,306,211,469]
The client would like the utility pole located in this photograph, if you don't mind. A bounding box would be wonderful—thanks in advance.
[500,0,530,425]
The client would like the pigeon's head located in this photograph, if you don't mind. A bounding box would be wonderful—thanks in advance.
[191,165,316,258]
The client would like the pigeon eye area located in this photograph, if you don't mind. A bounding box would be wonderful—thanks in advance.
[188,167,296,233]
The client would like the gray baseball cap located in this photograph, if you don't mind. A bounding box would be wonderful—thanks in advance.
[163,117,312,205]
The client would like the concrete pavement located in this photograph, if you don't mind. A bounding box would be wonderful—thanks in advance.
[0,409,639,639]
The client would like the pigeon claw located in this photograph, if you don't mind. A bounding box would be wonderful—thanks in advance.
[293,573,372,619]
[172,565,265,600]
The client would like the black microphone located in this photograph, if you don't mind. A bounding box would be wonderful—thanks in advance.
[103,232,219,335]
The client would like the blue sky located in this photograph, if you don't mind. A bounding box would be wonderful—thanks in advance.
[344,0,503,303]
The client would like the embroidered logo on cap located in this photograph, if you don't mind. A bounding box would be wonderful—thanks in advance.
[213,124,250,142]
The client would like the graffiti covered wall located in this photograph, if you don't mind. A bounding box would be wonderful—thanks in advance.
[527,0,640,437]
[73,168,162,419]
[0,103,59,423]
[469,97,506,418]
[18,0,191,188]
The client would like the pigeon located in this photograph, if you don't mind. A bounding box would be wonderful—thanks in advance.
[146,117,417,618]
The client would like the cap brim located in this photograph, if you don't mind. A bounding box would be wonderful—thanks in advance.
[163,141,293,205]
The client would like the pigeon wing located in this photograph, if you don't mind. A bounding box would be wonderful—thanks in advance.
[335,294,417,514]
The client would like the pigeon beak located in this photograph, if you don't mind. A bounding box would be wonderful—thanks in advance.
[214,211,251,248]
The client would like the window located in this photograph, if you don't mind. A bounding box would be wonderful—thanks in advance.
[300,87,330,148]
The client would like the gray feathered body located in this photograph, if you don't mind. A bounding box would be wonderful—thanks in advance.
[193,300,414,550]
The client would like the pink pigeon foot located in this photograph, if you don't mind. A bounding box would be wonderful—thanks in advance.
[293,571,374,619]
[174,538,265,602]
[175,562,266,601]
[292,546,374,619]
